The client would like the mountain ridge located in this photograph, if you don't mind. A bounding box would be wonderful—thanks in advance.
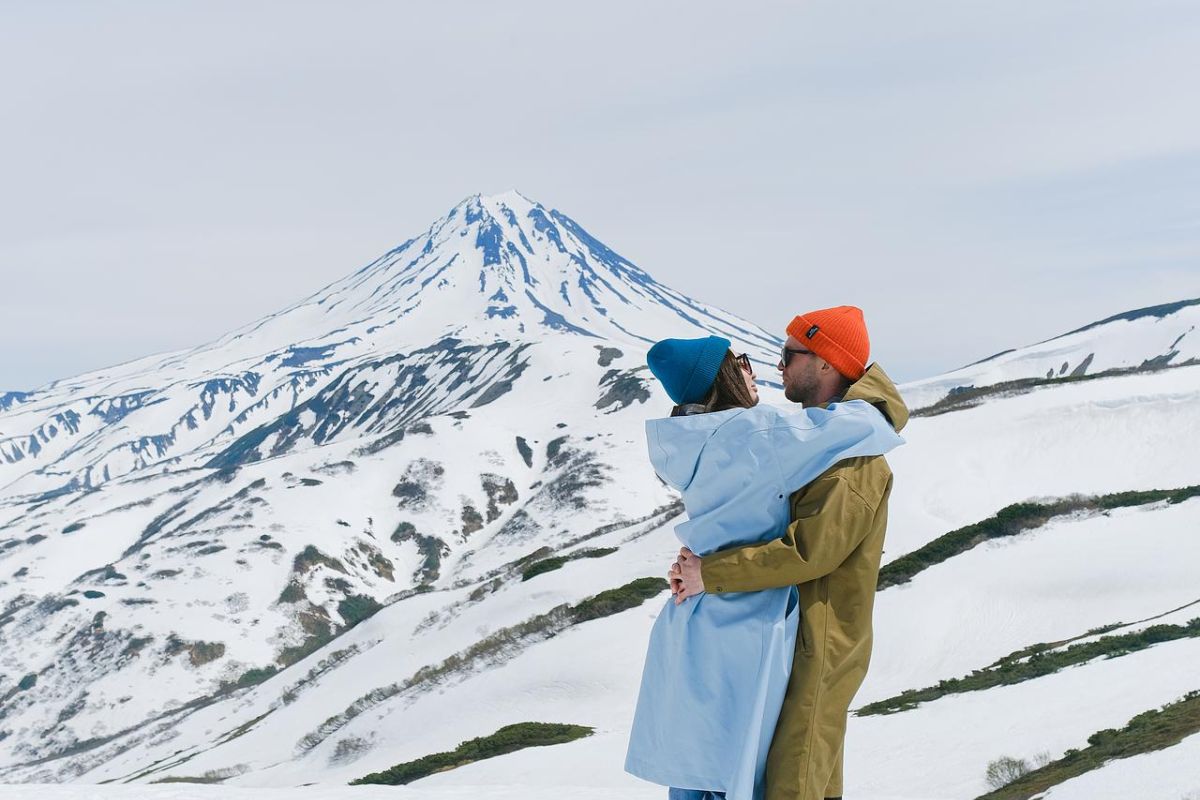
[899,294,1200,409]
[0,192,780,501]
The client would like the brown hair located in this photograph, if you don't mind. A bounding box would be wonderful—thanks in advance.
[670,351,758,416]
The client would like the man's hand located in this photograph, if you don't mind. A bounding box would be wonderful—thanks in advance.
[668,547,705,605]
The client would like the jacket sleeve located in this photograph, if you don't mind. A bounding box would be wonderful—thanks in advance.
[700,468,875,593]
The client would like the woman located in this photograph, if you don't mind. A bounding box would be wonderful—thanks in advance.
[624,335,903,800]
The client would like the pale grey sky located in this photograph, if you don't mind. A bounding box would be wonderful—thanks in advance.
[2,0,1198,390]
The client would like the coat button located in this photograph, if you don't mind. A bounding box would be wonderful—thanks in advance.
[715,586,723,592]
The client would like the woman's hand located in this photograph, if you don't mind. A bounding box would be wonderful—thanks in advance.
[670,547,705,605]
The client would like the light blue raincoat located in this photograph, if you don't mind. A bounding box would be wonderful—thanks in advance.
[624,399,904,800]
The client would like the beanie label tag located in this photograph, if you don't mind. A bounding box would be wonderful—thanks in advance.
[806,325,819,339]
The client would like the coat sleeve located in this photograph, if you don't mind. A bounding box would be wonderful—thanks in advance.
[700,467,875,593]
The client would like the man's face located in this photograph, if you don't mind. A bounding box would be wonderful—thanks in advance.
[778,335,823,406]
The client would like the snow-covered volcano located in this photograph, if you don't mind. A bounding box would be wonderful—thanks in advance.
[0,192,785,788]
[0,191,777,502]
[1,195,1197,800]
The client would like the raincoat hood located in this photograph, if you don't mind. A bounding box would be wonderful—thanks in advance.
[644,408,746,491]
[844,363,908,433]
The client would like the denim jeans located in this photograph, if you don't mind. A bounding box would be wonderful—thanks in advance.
[668,789,726,800]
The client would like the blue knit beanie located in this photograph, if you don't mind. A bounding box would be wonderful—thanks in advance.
[646,336,732,405]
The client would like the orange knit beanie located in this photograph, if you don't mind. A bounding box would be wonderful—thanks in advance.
[786,305,870,381]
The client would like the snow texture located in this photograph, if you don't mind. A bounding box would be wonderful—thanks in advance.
[1,193,1196,800]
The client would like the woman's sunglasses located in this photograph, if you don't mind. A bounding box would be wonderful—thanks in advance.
[735,353,754,374]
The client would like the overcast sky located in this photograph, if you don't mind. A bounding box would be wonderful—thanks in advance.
[3,1,1198,390]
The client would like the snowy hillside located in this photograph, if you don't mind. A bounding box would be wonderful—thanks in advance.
[0,191,778,785]
[899,297,1199,410]
[2,194,1198,800]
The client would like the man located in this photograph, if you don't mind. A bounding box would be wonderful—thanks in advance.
[669,305,909,800]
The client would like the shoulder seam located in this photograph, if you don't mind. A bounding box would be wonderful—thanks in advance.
[813,466,886,509]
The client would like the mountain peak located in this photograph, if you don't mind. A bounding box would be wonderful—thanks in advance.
[450,190,541,225]
[478,188,537,210]
[291,191,779,354]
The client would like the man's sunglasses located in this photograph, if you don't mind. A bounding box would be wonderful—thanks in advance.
[780,345,814,367]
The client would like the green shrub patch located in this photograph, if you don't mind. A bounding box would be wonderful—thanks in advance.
[223,665,278,691]
[277,580,307,604]
[975,691,1200,800]
[569,577,668,623]
[337,594,383,628]
[521,547,619,582]
[351,722,593,785]
[878,486,1200,589]
[859,618,1200,716]
[292,545,347,575]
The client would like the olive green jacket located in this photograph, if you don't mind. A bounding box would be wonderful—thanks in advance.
[700,364,909,800]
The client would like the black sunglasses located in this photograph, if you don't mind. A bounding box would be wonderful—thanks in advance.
[735,353,753,374]
[780,345,814,367]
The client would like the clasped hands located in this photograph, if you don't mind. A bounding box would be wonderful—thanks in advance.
[667,546,705,605]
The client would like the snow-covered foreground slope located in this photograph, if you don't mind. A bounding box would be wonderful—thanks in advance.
[887,362,1200,557]
[33,465,1192,797]
[1042,733,1200,799]
[865,497,1200,704]
[848,498,1200,799]
[0,786,662,800]
[3,193,1198,799]
[853,638,1200,800]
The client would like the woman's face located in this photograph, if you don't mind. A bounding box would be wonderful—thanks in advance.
[737,353,760,403]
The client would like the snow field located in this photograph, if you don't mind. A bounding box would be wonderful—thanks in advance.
[863,497,1200,703]
[1040,731,1200,799]
[887,363,1200,558]
[898,302,1200,410]
[74,513,684,785]
[848,638,1200,799]
[0,783,667,800]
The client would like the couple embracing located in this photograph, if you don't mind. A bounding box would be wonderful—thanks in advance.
[625,306,910,800]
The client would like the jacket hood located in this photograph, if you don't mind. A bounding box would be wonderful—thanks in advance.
[645,409,745,491]
[843,363,909,433]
